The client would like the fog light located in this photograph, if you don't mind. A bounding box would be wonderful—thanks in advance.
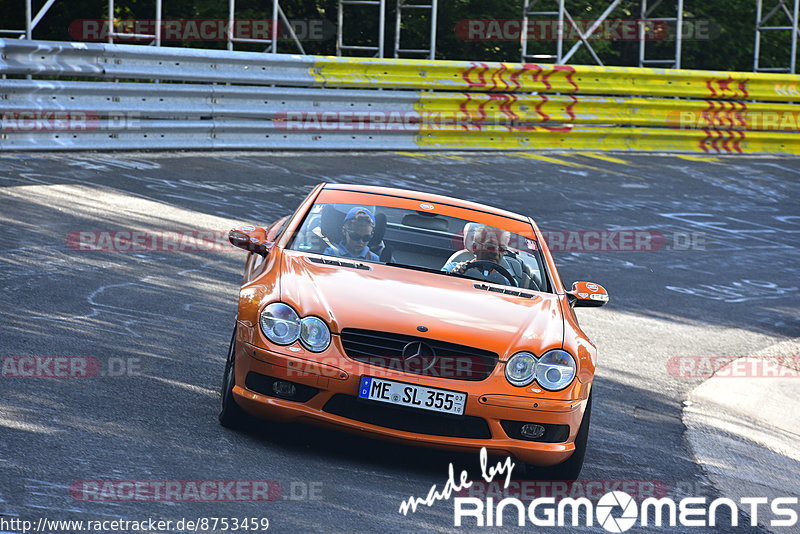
[520,423,546,439]
[272,380,297,398]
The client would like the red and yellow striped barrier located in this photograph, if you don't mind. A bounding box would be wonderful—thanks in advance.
[310,56,800,154]
[311,56,800,102]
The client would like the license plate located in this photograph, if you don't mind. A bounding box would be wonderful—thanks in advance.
[358,376,466,416]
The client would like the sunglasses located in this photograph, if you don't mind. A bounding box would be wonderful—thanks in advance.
[347,231,372,242]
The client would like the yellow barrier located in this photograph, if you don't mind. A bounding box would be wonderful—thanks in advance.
[414,125,800,154]
[414,93,800,130]
[311,56,800,102]
[309,55,800,154]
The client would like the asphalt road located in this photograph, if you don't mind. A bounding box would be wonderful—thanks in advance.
[0,151,798,533]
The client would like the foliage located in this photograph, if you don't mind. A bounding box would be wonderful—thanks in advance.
[0,0,793,71]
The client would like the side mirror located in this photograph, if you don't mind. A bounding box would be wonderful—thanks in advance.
[228,225,272,257]
[566,281,609,308]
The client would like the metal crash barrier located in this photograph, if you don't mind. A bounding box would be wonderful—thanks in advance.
[1,39,799,153]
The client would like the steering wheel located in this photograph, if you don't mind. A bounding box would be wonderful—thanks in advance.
[458,260,518,287]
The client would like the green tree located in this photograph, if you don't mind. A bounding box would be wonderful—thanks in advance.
[0,0,792,71]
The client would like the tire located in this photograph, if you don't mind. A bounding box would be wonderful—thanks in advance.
[218,324,250,429]
[523,391,592,481]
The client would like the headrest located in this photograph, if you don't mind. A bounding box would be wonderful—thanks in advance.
[401,213,449,232]
[369,212,387,248]
[321,205,346,243]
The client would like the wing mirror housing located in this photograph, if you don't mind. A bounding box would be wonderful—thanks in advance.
[228,225,272,257]
[567,281,609,307]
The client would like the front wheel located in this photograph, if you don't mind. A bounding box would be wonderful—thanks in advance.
[523,391,592,481]
[218,324,250,429]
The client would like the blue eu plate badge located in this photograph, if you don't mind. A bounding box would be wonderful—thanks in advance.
[359,376,372,398]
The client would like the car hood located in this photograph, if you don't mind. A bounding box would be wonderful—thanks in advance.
[279,252,563,357]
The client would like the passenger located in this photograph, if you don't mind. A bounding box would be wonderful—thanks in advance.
[323,207,380,262]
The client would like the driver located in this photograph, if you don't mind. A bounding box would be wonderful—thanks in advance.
[323,207,379,262]
[442,224,516,285]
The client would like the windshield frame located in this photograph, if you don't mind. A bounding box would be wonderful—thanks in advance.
[283,189,554,294]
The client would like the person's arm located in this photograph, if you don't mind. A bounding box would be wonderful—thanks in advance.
[442,250,474,272]
[442,261,470,274]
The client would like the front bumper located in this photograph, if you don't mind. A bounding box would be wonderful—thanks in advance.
[231,338,589,467]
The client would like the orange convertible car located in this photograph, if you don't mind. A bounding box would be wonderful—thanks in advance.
[219,184,608,480]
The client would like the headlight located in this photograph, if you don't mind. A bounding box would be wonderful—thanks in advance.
[300,316,331,352]
[535,350,577,391]
[260,303,300,345]
[505,352,538,386]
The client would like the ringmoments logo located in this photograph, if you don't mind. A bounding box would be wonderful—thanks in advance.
[452,493,799,530]
[398,448,800,531]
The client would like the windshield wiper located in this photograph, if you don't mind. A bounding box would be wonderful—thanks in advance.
[383,262,475,280]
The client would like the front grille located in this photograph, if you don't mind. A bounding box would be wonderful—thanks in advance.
[323,394,491,439]
[340,328,498,381]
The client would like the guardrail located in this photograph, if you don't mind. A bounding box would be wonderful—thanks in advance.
[1,39,799,153]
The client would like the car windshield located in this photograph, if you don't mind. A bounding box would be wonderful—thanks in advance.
[287,201,550,293]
